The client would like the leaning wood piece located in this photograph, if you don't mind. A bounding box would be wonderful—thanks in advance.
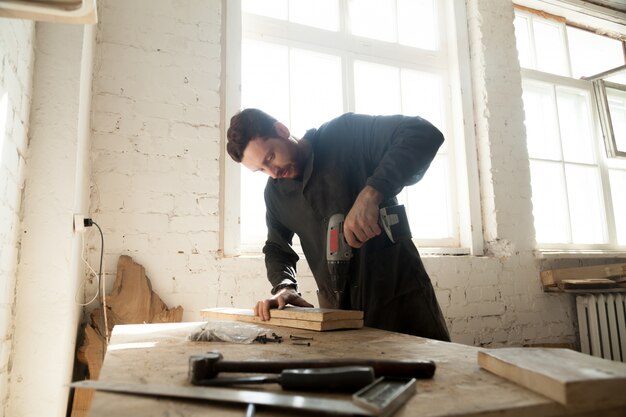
[540,263,626,290]
[200,307,364,331]
[478,347,626,407]
[73,255,183,417]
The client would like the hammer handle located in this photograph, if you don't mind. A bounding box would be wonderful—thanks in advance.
[216,358,435,379]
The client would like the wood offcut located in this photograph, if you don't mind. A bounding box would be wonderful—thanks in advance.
[478,347,626,407]
[540,263,626,292]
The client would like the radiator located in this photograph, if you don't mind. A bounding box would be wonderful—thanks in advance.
[576,293,626,362]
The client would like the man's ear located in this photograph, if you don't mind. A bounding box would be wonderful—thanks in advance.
[274,122,290,139]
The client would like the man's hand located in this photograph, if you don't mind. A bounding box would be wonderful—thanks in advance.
[253,288,314,321]
[344,185,384,248]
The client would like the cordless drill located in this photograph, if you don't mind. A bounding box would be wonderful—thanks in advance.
[326,213,353,308]
[326,205,411,307]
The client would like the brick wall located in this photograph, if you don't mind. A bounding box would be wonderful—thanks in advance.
[0,17,34,413]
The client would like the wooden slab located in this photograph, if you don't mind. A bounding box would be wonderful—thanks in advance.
[540,263,626,289]
[200,307,364,331]
[478,347,626,407]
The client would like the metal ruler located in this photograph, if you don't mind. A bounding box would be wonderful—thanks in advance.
[72,376,416,416]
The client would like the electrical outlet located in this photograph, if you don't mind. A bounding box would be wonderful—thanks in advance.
[74,214,86,233]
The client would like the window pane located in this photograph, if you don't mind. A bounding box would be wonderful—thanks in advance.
[289,49,343,135]
[522,81,562,160]
[398,157,452,239]
[349,0,395,43]
[397,0,437,50]
[530,160,569,243]
[354,61,401,115]
[607,86,626,153]
[401,70,444,134]
[240,170,269,250]
[241,40,290,121]
[514,14,533,69]
[609,169,626,245]
[556,87,595,164]
[241,41,290,248]
[533,19,569,76]
[242,0,287,20]
[565,164,607,244]
[567,26,625,79]
[290,0,339,31]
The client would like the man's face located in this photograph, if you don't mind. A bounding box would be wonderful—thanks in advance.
[241,136,302,179]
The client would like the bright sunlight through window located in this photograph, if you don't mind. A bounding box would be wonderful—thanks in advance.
[515,8,626,249]
[239,0,458,252]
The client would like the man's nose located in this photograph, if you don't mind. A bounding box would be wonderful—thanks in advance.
[268,165,280,179]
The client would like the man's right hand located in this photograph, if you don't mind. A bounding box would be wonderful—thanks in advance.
[253,288,314,321]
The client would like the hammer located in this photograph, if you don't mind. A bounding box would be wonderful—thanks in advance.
[188,351,436,385]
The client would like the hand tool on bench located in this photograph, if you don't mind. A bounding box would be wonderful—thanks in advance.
[193,365,375,392]
[188,351,436,384]
[71,375,416,416]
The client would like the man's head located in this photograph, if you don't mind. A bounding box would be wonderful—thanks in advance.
[227,108,306,180]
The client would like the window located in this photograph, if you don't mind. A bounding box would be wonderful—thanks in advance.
[514,7,626,249]
[593,68,626,159]
[224,0,480,255]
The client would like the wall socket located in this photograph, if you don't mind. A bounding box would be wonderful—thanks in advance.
[74,214,86,233]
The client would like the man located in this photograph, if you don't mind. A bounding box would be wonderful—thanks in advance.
[227,109,450,341]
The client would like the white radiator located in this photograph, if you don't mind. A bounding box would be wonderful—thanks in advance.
[576,293,626,362]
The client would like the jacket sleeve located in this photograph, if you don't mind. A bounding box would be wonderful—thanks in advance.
[262,188,300,294]
[339,113,444,200]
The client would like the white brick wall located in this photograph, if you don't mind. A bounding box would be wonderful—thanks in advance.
[0,17,34,413]
[90,0,223,318]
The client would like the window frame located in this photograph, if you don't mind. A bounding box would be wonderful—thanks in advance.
[592,70,626,159]
[515,5,626,252]
[222,0,483,257]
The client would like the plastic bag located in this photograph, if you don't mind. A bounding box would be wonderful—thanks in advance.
[189,320,271,344]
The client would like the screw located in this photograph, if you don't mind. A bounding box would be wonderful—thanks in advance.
[292,341,311,346]
[289,335,313,341]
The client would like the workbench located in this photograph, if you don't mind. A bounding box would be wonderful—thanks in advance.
[84,321,625,417]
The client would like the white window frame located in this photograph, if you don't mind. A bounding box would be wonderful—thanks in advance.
[515,4,626,252]
[222,0,482,257]
[590,66,626,159]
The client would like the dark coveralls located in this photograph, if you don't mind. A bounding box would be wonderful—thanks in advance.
[263,113,450,341]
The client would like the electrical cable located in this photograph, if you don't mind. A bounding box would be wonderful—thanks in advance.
[75,231,100,306]
[90,220,110,345]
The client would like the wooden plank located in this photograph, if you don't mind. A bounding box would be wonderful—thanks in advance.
[557,279,618,290]
[271,307,363,321]
[540,263,626,288]
[200,307,364,331]
[202,307,362,322]
[478,347,626,407]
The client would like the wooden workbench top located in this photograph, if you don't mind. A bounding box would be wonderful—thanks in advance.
[84,322,625,417]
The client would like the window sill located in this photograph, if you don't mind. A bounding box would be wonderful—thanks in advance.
[535,249,626,259]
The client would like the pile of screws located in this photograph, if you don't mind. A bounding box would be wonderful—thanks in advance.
[254,332,283,344]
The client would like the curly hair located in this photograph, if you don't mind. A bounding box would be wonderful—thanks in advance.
[226,108,278,162]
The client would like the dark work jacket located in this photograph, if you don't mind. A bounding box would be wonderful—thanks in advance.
[263,113,450,340]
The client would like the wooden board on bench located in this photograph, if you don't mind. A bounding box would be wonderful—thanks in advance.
[200,307,364,331]
[478,347,626,407]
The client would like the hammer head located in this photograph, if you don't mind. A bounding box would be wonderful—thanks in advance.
[188,351,223,384]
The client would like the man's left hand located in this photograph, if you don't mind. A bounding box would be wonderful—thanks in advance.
[344,185,383,248]
[253,288,314,321]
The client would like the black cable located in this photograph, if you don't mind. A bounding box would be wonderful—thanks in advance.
[85,218,106,360]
